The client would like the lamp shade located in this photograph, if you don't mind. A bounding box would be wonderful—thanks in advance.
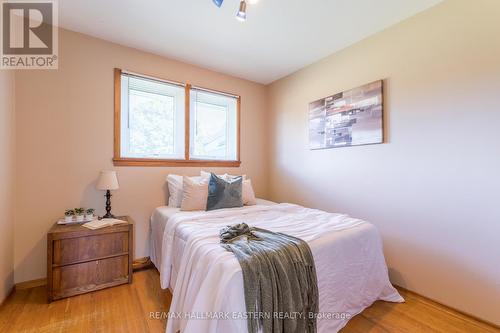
[96,171,119,190]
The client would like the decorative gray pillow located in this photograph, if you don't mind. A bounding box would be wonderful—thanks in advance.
[206,173,243,211]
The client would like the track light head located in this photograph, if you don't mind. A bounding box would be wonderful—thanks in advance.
[236,0,247,21]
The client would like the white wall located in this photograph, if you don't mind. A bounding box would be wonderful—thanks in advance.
[268,0,500,325]
[0,71,15,303]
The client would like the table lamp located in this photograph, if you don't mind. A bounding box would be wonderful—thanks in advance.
[96,170,119,218]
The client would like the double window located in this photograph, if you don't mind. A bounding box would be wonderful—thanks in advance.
[114,69,240,166]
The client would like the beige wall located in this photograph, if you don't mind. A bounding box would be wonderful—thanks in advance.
[0,71,15,303]
[267,0,500,325]
[14,29,269,283]
[10,0,500,325]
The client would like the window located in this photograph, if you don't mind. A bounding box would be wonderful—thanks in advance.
[114,69,240,167]
[120,72,185,159]
[190,88,238,161]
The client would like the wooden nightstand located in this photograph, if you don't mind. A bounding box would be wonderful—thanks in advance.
[47,216,134,302]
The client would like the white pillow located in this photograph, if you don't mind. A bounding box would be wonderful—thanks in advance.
[181,177,209,211]
[242,179,257,206]
[166,174,203,207]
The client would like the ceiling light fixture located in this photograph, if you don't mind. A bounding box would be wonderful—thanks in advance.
[236,0,247,22]
[213,0,254,22]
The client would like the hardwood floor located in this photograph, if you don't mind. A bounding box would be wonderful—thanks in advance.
[0,269,497,333]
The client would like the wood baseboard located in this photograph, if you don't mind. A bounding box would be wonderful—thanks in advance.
[13,257,154,291]
[0,286,15,308]
[15,278,47,291]
[132,257,153,271]
[395,285,500,330]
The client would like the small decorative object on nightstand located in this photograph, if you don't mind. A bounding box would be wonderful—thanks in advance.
[47,216,134,302]
[96,170,119,218]
[74,207,85,222]
[64,209,74,223]
[85,208,95,220]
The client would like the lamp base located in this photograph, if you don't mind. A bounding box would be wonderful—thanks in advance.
[103,190,115,219]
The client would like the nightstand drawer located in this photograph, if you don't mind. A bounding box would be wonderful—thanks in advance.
[52,255,129,300]
[52,232,129,266]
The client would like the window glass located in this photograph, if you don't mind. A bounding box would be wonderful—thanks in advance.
[120,74,185,159]
[190,89,238,161]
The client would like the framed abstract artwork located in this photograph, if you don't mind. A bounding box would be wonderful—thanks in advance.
[309,80,383,149]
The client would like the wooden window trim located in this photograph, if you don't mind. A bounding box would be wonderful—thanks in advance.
[113,68,241,167]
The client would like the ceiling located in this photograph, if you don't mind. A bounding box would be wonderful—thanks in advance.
[59,0,442,84]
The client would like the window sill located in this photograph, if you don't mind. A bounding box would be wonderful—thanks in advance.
[113,158,241,167]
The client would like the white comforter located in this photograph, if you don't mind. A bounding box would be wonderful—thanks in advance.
[155,203,403,333]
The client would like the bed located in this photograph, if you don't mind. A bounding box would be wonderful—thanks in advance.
[150,199,403,333]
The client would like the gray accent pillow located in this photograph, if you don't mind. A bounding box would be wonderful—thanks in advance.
[206,173,243,211]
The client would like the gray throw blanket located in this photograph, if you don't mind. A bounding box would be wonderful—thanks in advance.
[220,223,319,333]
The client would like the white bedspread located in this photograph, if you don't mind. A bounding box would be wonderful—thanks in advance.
[154,203,403,333]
